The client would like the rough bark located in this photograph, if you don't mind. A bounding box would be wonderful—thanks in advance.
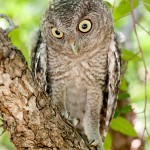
[0,28,91,150]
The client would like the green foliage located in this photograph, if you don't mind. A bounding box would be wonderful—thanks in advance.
[0,0,49,65]
[110,116,137,137]
[113,0,139,20]
[119,78,128,91]
[104,1,112,8]
[106,2,150,149]
[0,0,150,149]
[0,131,16,150]
[118,92,130,100]
[104,133,112,150]
[143,0,150,12]
[122,49,142,61]
[114,105,133,117]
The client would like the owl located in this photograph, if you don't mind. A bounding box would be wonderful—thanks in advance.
[31,0,121,149]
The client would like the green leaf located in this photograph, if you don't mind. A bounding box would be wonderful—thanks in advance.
[114,105,133,117]
[0,131,16,150]
[147,136,150,140]
[143,0,150,12]
[120,105,133,114]
[122,49,142,61]
[113,0,139,20]
[119,79,128,91]
[110,116,137,137]
[104,132,112,150]
[104,1,112,8]
[118,93,130,100]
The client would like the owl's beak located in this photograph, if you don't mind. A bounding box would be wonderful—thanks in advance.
[70,43,79,55]
[68,37,79,55]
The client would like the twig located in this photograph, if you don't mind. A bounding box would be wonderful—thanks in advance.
[0,14,18,33]
[136,22,150,37]
[130,0,150,138]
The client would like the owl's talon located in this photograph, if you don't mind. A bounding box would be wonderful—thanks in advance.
[88,134,103,150]
[90,139,104,150]
[72,118,80,126]
[68,116,79,127]
[89,139,95,145]
[61,111,69,119]
[61,111,79,127]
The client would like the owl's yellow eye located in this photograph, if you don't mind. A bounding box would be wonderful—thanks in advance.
[51,27,64,39]
[78,20,92,33]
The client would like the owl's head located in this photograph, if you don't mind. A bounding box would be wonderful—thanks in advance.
[42,0,113,57]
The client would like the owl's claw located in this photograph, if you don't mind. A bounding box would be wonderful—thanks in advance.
[70,117,80,126]
[90,139,104,150]
[61,111,69,119]
[61,111,79,126]
[88,135,104,150]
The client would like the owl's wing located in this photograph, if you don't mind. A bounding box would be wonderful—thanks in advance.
[100,34,121,140]
[31,30,48,91]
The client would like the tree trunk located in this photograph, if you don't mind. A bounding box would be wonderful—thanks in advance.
[0,28,91,150]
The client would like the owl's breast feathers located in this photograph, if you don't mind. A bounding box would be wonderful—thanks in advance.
[48,46,108,88]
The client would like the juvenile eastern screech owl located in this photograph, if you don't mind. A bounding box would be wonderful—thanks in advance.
[31,0,121,149]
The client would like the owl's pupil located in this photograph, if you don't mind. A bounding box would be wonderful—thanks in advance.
[55,30,60,35]
[82,24,88,29]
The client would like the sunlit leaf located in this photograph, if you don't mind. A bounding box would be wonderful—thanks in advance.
[118,93,130,100]
[143,0,150,12]
[115,105,133,117]
[122,49,142,61]
[113,0,139,20]
[114,105,132,117]
[104,132,112,150]
[104,1,112,8]
[110,116,137,137]
[0,131,16,150]
[119,79,128,91]
[147,136,150,140]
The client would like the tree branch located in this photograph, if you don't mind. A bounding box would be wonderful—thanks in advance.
[0,27,89,149]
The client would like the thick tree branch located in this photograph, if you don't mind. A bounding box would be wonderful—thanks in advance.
[0,27,90,150]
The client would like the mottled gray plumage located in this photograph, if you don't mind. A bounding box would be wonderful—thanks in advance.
[31,0,121,149]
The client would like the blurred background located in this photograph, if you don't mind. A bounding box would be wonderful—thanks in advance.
[0,0,150,150]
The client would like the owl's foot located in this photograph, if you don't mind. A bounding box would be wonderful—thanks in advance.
[68,117,80,126]
[61,111,79,126]
[61,110,69,119]
[90,139,104,150]
[87,134,103,150]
